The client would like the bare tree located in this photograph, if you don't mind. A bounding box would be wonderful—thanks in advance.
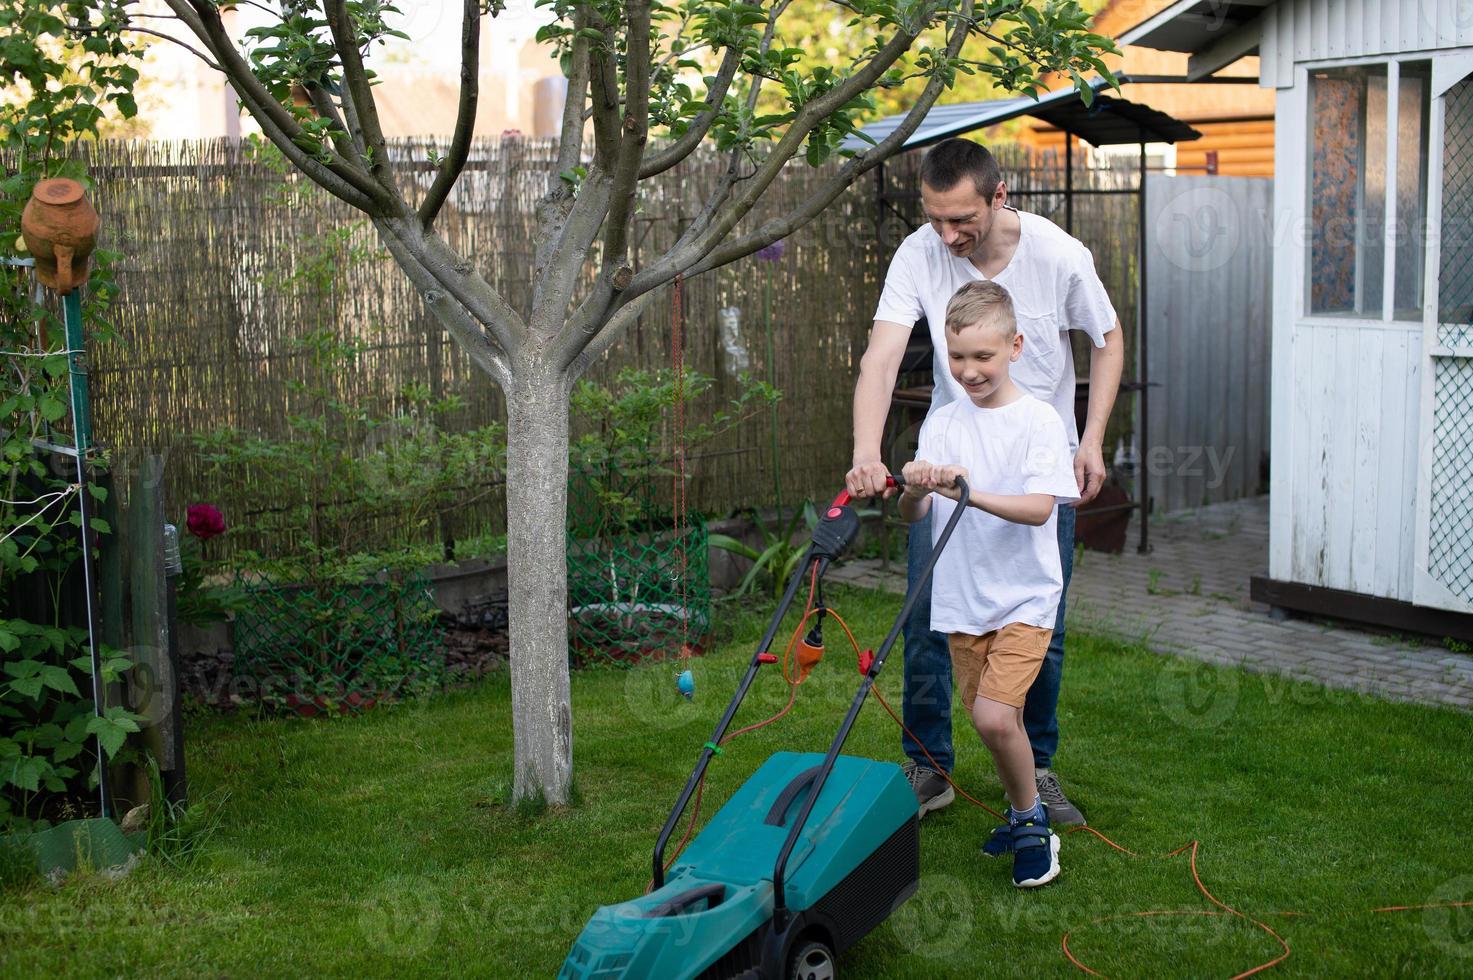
[96,0,1115,804]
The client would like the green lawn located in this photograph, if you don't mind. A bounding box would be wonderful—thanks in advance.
[3,585,1472,978]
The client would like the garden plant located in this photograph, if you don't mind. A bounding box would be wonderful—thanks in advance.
[0,1,145,833]
[566,365,777,663]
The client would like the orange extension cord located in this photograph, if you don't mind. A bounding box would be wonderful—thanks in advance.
[651,571,1472,976]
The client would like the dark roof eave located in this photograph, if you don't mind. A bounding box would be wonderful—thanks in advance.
[839,77,1202,153]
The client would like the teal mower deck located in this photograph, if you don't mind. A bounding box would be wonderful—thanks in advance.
[561,475,969,980]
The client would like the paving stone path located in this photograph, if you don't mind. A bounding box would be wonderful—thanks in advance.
[828,496,1473,712]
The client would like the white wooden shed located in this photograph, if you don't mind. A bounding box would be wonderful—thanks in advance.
[1122,0,1473,635]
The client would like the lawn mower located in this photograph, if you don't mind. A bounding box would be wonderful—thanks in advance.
[560,474,969,980]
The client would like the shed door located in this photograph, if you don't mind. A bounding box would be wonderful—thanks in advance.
[1414,60,1473,614]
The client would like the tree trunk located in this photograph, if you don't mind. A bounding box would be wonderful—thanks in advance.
[504,363,574,804]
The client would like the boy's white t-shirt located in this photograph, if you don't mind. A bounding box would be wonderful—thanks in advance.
[873,210,1117,450]
[916,392,1081,636]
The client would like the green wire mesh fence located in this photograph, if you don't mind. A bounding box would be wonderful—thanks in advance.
[565,462,709,660]
[566,514,711,666]
[230,573,446,714]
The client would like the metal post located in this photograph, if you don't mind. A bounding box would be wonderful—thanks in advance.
[1136,140,1151,554]
[63,288,112,817]
[162,525,189,806]
[1064,133,1074,235]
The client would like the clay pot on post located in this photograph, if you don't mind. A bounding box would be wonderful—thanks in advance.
[21,178,100,295]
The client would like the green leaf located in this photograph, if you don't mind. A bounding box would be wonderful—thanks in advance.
[3,659,40,679]
[7,757,45,792]
[51,741,83,764]
[707,533,761,562]
[38,396,67,423]
[40,666,80,697]
[0,629,17,653]
[85,716,129,758]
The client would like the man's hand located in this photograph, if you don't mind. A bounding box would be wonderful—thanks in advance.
[1074,440,1106,505]
[846,459,896,499]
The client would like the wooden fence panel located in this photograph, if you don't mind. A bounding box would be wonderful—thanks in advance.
[1144,173,1273,514]
[66,137,1143,558]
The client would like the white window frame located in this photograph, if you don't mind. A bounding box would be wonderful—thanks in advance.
[1411,52,1473,614]
[1303,54,1436,324]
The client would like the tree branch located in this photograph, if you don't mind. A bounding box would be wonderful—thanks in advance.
[585,10,622,171]
[552,27,591,182]
[165,1,388,213]
[625,3,945,300]
[302,82,363,164]
[567,291,657,379]
[599,0,652,271]
[530,169,612,335]
[745,0,796,115]
[417,232,531,356]
[684,4,975,277]
[322,0,397,199]
[418,0,480,229]
[638,42,742,179]
[93,21,221,71]
[547,0,652,367]
[375,220,512,388]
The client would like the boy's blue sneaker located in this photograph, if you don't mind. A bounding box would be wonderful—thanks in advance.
[1010,812,1061,888]
[981,821,1012,857]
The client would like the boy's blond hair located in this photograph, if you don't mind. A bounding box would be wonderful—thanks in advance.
[945,280,1017,337]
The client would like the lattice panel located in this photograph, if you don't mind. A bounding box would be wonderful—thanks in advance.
[1428,358,1473,604]
[1439,76,1473,342]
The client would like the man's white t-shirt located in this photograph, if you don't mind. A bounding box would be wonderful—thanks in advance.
[873,209,1118,449]
[917,393,1082,635]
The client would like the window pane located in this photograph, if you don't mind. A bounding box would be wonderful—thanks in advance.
[1395,64,1431,320]
[1309,66,1387,316]
[1440,74,1473,340]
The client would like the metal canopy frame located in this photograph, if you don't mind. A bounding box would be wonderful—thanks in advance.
[851,78,1206,553]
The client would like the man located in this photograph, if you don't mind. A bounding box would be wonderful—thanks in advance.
[846,138,1124,825]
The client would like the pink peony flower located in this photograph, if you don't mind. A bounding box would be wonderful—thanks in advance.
[186,503,226,540]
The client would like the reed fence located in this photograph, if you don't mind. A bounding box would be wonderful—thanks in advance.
[65,137,1138,560]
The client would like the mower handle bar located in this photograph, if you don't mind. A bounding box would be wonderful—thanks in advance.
[650,473,972,916]
[654,472,909,887]
[830,472,904,509]
[769,476,969,926]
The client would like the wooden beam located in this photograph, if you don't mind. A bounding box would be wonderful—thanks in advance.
[1250,576,1473,644]
[1186,14,1264,82]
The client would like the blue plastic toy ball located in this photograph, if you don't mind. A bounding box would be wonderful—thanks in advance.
[676,669,695,700]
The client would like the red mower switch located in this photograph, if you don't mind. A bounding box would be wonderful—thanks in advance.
[757,653,779,665]
[858,650,874,675]
[826,507,842,519]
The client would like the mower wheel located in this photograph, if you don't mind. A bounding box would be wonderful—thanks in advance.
[787,939,836,980]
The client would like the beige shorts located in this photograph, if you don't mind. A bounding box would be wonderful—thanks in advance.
[949,623,1054,710]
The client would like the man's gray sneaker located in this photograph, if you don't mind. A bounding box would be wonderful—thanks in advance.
[1035,769,1086,826]
[902,760,955,817]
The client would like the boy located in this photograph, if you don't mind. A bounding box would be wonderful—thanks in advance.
[897,280,1080,888]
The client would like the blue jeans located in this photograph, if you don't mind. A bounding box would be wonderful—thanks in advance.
[901,503,1076,773]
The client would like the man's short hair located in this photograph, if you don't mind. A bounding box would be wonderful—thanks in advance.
[920,139,1002,200]
[945,280,1016,337]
